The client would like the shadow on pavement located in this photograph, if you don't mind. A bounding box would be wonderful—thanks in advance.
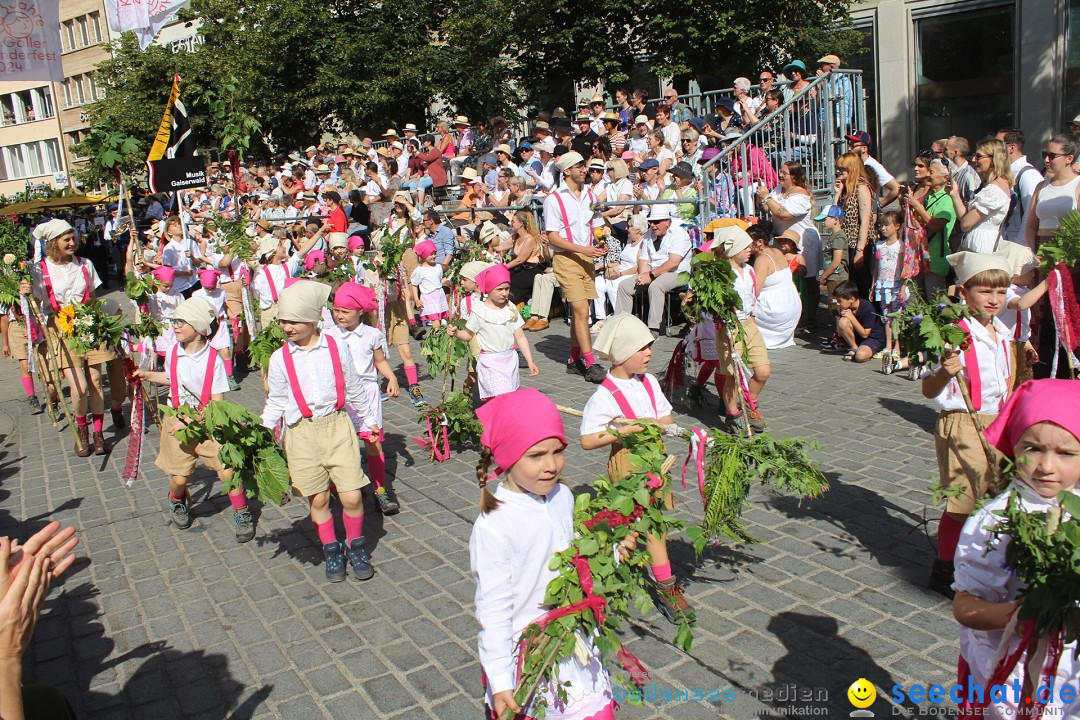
[877,396,937,432]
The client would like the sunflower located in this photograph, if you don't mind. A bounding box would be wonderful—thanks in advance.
[56,305,75,335]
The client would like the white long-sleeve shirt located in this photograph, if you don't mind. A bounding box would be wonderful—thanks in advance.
[469,482,573,695]
[261,332,378,429]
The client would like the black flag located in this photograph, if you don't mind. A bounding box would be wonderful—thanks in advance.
[166,97,195,158]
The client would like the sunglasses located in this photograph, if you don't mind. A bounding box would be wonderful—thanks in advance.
[971,152,990,160]
[1043,151,1069,160]
[759,77,773,82]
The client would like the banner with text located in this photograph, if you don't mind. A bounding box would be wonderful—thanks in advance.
[146,156,206,193]
[0,0,63,82]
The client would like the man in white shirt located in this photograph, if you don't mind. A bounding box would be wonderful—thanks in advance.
[845,131,900,207]
[615,205,690,334]
[391,142,409,179]
[996,127,1042,244]
[542,151,607,383]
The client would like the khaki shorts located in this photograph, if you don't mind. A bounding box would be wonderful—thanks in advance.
[716,317,769,376]
[935,410,1001,515]
[6,319,44,363]
[44,317,115,371]
[385,298,410,347]
[155,415,225,477]
[552,252,598,303]
[221,280,244,320]
[285,411,369,497]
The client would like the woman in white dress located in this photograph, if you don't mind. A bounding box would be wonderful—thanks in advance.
[950,138,1014,253]
[750,230,801,349]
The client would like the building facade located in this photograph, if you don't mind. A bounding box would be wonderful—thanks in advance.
[847,0,1072,180]
[0,0,112,197]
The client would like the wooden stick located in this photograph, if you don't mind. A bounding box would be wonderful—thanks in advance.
[26,297,85,454]
[956,379,1000,481]
[556,404,582,417]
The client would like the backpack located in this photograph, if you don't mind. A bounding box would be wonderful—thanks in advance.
[1005,165,1037,226]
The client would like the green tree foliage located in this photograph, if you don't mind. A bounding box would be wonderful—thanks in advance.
[79,0,860,165]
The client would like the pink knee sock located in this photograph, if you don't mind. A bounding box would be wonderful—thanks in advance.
[569,346,581,363]
[408,317,417,326]
[404,365,418,386]
[315,518,337,545]
[228,491,247,510]
[937,513,966,562]
[223,357,234,376]
[169,491,185,502]
[583,351,596,367]
[75,415,88,428]
[651,562,673,583]
[20,377,34,397]
[368,452,386,490]
[92,414,104,433]
[342,512,364,544]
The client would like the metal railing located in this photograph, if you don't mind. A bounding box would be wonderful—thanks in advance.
[699,69,865,225]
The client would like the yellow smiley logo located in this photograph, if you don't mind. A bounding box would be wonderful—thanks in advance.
[847,678,876,709]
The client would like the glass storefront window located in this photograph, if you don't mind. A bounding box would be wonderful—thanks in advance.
[916,4,1014,151]
[1066,0,1080,126]
[847,23,878,141]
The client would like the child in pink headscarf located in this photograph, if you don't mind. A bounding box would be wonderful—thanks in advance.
[410,239,448,328]
[448,264,538,400]
[953,379,1080,720]
[150,265,182,358]
[328,282,402,516]
[470,387,617,720]
[192,268,237,389]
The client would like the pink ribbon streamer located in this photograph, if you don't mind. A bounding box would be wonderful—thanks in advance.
[680,428,709,503]
[412,413,450,462]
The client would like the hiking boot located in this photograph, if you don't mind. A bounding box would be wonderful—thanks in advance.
[749,408,766,434]
[111,407,126,428]
[27,394,42,415]
[928,559,955,599]
[656,577,694,624]
[583,363,606,384]
[685,384,705,408]
[233,508,255,543]
[408,384,426,407]
[323,541,347,582]
[170,494,193,529]
[566,357,586,376]
[724,414,749,436]
[374,487,399,515]
[228,376,240,391]
[345,537,375,580]
[409,324,426,341]
[74,425,91,457]
[93,431,108,455]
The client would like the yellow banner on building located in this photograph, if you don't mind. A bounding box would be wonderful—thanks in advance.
[146,75,181,162]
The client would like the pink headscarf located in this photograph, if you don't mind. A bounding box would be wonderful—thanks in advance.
[985,379,1080,457]
[304,250,327,272]
[348,234,365,251]
[413,240,436,260]
[333,283,378,313]
[476,387,567,479]
[152,266,176,283]
[476,263,511,294]
[198,269,221,288]
[283,276,301,289]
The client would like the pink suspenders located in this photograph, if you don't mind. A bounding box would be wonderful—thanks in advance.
[169,345,219,409]
[957,319,1010,412]
[552,189,596,246]
[262,266,281,302]
[40,258,91,312]
[600,376,658,420]
[281,335,345,418]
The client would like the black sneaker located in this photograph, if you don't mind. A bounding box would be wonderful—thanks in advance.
[374,488,399,515]
[408,384,427,407]
[345,537,375,580]
[409,324,426,341]
[566,358,586,376]
[233,508,255,543]
[170,495,192,529]
[685,384,705,408]
[111,407,126,429]
[323,541,347,583]
[27,394,42,415]
[228,376,240,391]
[583,363,606,384]
[928,559,955,599]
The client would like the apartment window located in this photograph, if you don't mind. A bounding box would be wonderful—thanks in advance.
[77,16,89,47]
[915,3,1015,151]
[89,12,102,43]
[62,20,75,51]
[74,76,85,105]
[34,87,53,118]
[62,79,73,108]
[86,75,98,102]
[1,140,64,180]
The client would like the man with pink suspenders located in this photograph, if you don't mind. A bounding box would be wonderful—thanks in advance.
[542,151,607,383]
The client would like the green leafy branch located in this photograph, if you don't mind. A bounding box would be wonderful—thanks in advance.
[1039,210,1080,270]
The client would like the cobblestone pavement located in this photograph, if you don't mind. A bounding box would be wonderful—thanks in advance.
[1,294,958,719]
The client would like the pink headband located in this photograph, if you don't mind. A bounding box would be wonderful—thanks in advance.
[152,266,176,283]
[198,269,221,288]
[413,240,436,260]
[476,388,567,480]
[476,263,511,294]
[985,379,1080,457]
[304,250,327,272]
[333,282,378,312]
[348,235,365,251]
